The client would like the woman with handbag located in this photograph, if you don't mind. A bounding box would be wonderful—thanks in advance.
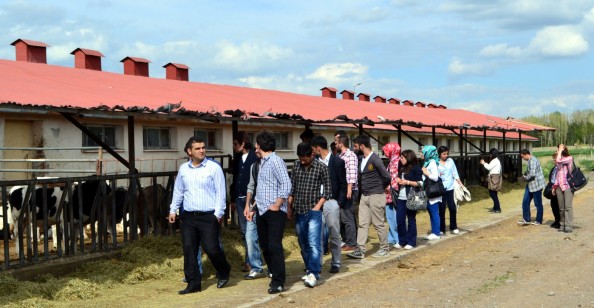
[553,144,574,233]
[480,148,502,213]
[394,150,423,249]
[382,142,401,249]
[421,145,442,240]
[438,146,464,235]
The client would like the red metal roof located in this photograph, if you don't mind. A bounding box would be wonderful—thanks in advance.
[70,48,105,57]
[0,59,554,133]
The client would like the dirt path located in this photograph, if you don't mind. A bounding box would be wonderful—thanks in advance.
[258,180,594,307]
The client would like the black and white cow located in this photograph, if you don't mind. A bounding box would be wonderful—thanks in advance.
[0,203,13,240]
[136,184,168,236]
[9,185,66,255]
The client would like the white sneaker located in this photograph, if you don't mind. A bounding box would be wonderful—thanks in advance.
[404,245,413,250]
[304,273,317,288]
[301,274,308,281]
[452,229,460,235]
[425,233,440,240]
[392,243,402,249]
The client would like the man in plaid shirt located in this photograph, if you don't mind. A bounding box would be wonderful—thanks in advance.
[518,149,546,225]
[289,142,331,288]
[334,132,359,251]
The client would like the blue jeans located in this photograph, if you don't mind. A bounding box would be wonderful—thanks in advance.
[236,197,249,264]
[245,212,263,272]
[386,202,398,245]
[295,210,323,278]
[396,199,417,247]
[427,201,441,235]
[522,187,543,223]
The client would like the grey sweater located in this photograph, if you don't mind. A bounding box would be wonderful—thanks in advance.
[359,152,391,195]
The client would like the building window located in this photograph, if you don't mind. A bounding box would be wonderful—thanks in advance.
[143,127,171,150]
[83,125,118,148]
[274,132,289,149]
[194,129,217,149]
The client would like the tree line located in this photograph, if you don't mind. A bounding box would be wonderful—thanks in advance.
[522,109,594,147]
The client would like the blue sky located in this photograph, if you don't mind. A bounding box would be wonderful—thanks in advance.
[1,0,594,118]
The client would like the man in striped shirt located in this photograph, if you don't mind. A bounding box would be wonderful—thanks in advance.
[169,136,231,294]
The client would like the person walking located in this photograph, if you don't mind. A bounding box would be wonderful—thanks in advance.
[334,132,358,252]
[421,145,442,240]
[481,148,502,213]
[553,144,574,233]
[395,150,423,249]
[243,150,267,280]
[253,131,292,294]
[382,142,401,248]
[346,134,391,259]
[311,135,347,274]
[437,146,463,235]
[518,149,546,226]
[289,142,331,288]
[169,136,231,295]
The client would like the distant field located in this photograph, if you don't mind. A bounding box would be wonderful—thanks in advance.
[530,146,594,174]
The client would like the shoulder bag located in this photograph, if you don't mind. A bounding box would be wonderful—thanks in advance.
[543,182,553,199]
[567,162,588,192]
[406,184,428,211]
[488,174,502,191]
[424,177,446,198]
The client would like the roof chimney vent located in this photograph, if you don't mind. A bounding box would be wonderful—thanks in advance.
[388,98,400,105]
[438,104,447,109]
[415,101,426,108]
[402,100,414,106]
[321,87,337,98]
[427,103,439,109]
[163,62,189,81]
[11,39,48,64]
[120,57,150,77]
[340,90,355,100]
[358,93,370,102]
[373,95,386,103]
[71,48,104,71]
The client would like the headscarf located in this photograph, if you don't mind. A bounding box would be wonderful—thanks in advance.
[382,142,400,191]
[422,145,438,168]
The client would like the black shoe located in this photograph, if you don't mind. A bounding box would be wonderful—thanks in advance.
[217,278,229,288]
[329,266,340,273]
[268,285,283,294]
[550,222,560,229]
[178,284,201,295]
[489,209,501,213]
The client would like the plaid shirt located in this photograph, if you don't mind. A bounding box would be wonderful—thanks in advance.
[339,148,358,190]
[254,152,292,215]
[290,159,331,215]
[553,156,573,192]
[523,156,545,192]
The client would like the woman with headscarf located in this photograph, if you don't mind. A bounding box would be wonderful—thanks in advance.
[438,146,463,235]
[421,145,442,240]
[480,148,502,213]
[382,142,400,248]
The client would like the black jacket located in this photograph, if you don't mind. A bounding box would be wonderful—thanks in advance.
[232,149,258,199]
[327,154,347,207]
[400,164,423,196]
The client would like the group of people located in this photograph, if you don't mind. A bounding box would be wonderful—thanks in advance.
[168,129,575,296]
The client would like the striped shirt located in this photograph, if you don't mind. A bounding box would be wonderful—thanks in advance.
[524,156,545,192]
[169,159,226,219]
[339,148,358,190]
[290,159,331,214]
[554,156,573,192]
[255,152,292,215]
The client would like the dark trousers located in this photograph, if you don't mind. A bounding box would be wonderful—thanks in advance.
[256,209,287,288]
[550,194,560,224]
[181,211,230,287]
[439,190,457,232]
[396,199,417,247]
[489,189,500,211]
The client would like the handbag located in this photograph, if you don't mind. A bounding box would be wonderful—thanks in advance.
[543,182,554,200]
[424,177,446,198]
[487,174,502,191]
[406,185,428,211]
[567,162,588,192]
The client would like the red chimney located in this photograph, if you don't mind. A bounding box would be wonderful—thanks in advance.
[415,101,426,108]
[11,39,49,64]
[373,95,386,103]
[402,100,414,106]
[163,62,189,81]
[388,98,400,105]
[120,57,150,77]
[437,104,447,109]
[321,87,337,98]
[358,93,370,102]
[427,103,438,109]
[70,48,104,71]
[340,90,355,100]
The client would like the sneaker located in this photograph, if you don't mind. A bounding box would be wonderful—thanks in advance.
[517,220,530,226]
[244,270,264,280]
[303,273,317,288]
[372,248,390,258]
[425,233,440,240]
[392,243,403,249]
[329,266,340,273]
[531,221,542,226]
[452,229,460,235]
[404,245,413,250]
[440,231,445,235]
[301,274,308,281]
[346,249,365,259]
[341,241,345,247]
[268,285,283,294]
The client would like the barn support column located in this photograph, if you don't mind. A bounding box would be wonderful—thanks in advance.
[392,125,423,148]
[483,129,487,152]
[127,116,139,240]
[450,129,484,154]
[432,127,437,146]
[397,125,402,145]
[232,120,238,140]
[502,132,507,154]
[517,131,523,181]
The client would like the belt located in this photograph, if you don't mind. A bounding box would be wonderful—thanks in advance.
[184,210,215,216]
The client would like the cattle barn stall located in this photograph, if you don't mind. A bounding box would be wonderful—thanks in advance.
[0,39,554,270]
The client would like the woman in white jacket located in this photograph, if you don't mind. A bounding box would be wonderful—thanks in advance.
[421,145,442,240]
[480,148,502,213]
